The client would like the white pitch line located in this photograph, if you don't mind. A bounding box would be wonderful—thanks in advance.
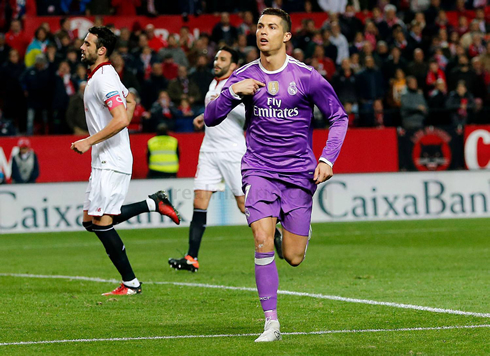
[1,324,489,347]
[1,273,490,318]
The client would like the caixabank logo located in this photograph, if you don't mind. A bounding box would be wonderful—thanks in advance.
[464,125,490,170]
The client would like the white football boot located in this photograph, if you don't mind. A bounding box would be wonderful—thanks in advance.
[255,319,282,342]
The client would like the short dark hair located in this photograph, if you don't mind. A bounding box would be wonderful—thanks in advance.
[88,26,117,58]
[218,45,239,64]
[261,8,291,33]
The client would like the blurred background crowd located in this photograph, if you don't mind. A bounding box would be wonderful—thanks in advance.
[0,0,488,136]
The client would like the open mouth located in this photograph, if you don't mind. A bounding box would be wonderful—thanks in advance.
[259,38,268,44]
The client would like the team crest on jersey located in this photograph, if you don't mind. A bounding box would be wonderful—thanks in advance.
[288,81,298,95]
[267,81,279,96]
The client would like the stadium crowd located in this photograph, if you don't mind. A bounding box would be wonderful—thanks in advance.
[0,0,489,135]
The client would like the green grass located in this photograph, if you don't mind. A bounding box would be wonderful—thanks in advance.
[1,218,489,355]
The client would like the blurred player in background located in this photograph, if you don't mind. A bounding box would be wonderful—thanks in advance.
[72,26,181,296]
[204,9,348,341]
[168,46,246,272]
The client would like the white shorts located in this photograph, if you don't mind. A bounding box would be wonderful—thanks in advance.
[194,151,244,196]
[83,168,131,216]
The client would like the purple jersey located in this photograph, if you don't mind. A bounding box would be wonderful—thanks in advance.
[204,56,348,191]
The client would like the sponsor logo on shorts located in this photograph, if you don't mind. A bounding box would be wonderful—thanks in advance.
[105,91,118,99]
[245,208,250,218]
[97,208,101,212]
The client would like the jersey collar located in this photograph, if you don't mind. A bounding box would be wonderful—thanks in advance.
[87,61,112,79]
[214,74,231,84]
[258,55,289,74]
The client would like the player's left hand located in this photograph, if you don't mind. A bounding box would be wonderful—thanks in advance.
[71,138,91,154]
[313,162,333,184]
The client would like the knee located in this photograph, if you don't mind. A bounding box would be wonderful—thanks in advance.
[254,229,271,250]
[83,221,94,233]
[284,254,304,267]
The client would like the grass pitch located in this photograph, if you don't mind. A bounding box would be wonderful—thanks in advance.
[0,218,489,355]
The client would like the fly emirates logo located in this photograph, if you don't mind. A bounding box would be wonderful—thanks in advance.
[253,98,299,119]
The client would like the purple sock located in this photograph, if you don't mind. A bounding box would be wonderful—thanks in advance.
[255,251,278,319]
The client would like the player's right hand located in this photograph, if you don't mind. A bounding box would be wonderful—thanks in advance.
[71,138,91,154]
[193,114,205,130]
[231,79,265,96]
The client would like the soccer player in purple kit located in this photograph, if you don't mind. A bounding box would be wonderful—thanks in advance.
[204,8,348,342]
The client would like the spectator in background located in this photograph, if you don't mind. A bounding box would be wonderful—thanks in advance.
[189,54,214,107]
[427,78,450,126]
[127,87,149,133]
[162,53,179,80]
[145,24,166,52]
[383,46,408,84]
[329,21,349,65]
[469,56,489,102]
[54,18,75,46]
[339,4,363,43]
[159,34,189,68]
[425,59,446,96]
[363,20,379,49]
[130,33,149,58]
[371,7,390,40]
[72,63,87,87]
[387,68,407,109]
[407,48,429,90]
[148,90,175,132]
[211,12,238,46]
[0,49,26,133]
[179,26,195,54]
[52,60,76,134]
[66,81,88,135]
[25,26,50,68]
[11,137,40,184]
[468,33,485,59]
[133,45,159,84]
[147,123,179,178]
[111,52,141,95]
[446,80,475,127]
[400,76,428,129]
[331,58,358,106]
[142,62,168,110]
[460,19,481,49]
[45,42,62,70]
[356,56,385,126]
[5,19,28,59]
[167,65,201,107]
[238,10,255,35]
[321,29,338,63]
[448,55,478,93]
[21,54,51,135]
[310,44,336,80]
[292,48,305,62]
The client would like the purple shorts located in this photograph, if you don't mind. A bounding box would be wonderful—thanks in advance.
[242,175,313,236]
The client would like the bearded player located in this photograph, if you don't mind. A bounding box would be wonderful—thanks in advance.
[72,26,180,296]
